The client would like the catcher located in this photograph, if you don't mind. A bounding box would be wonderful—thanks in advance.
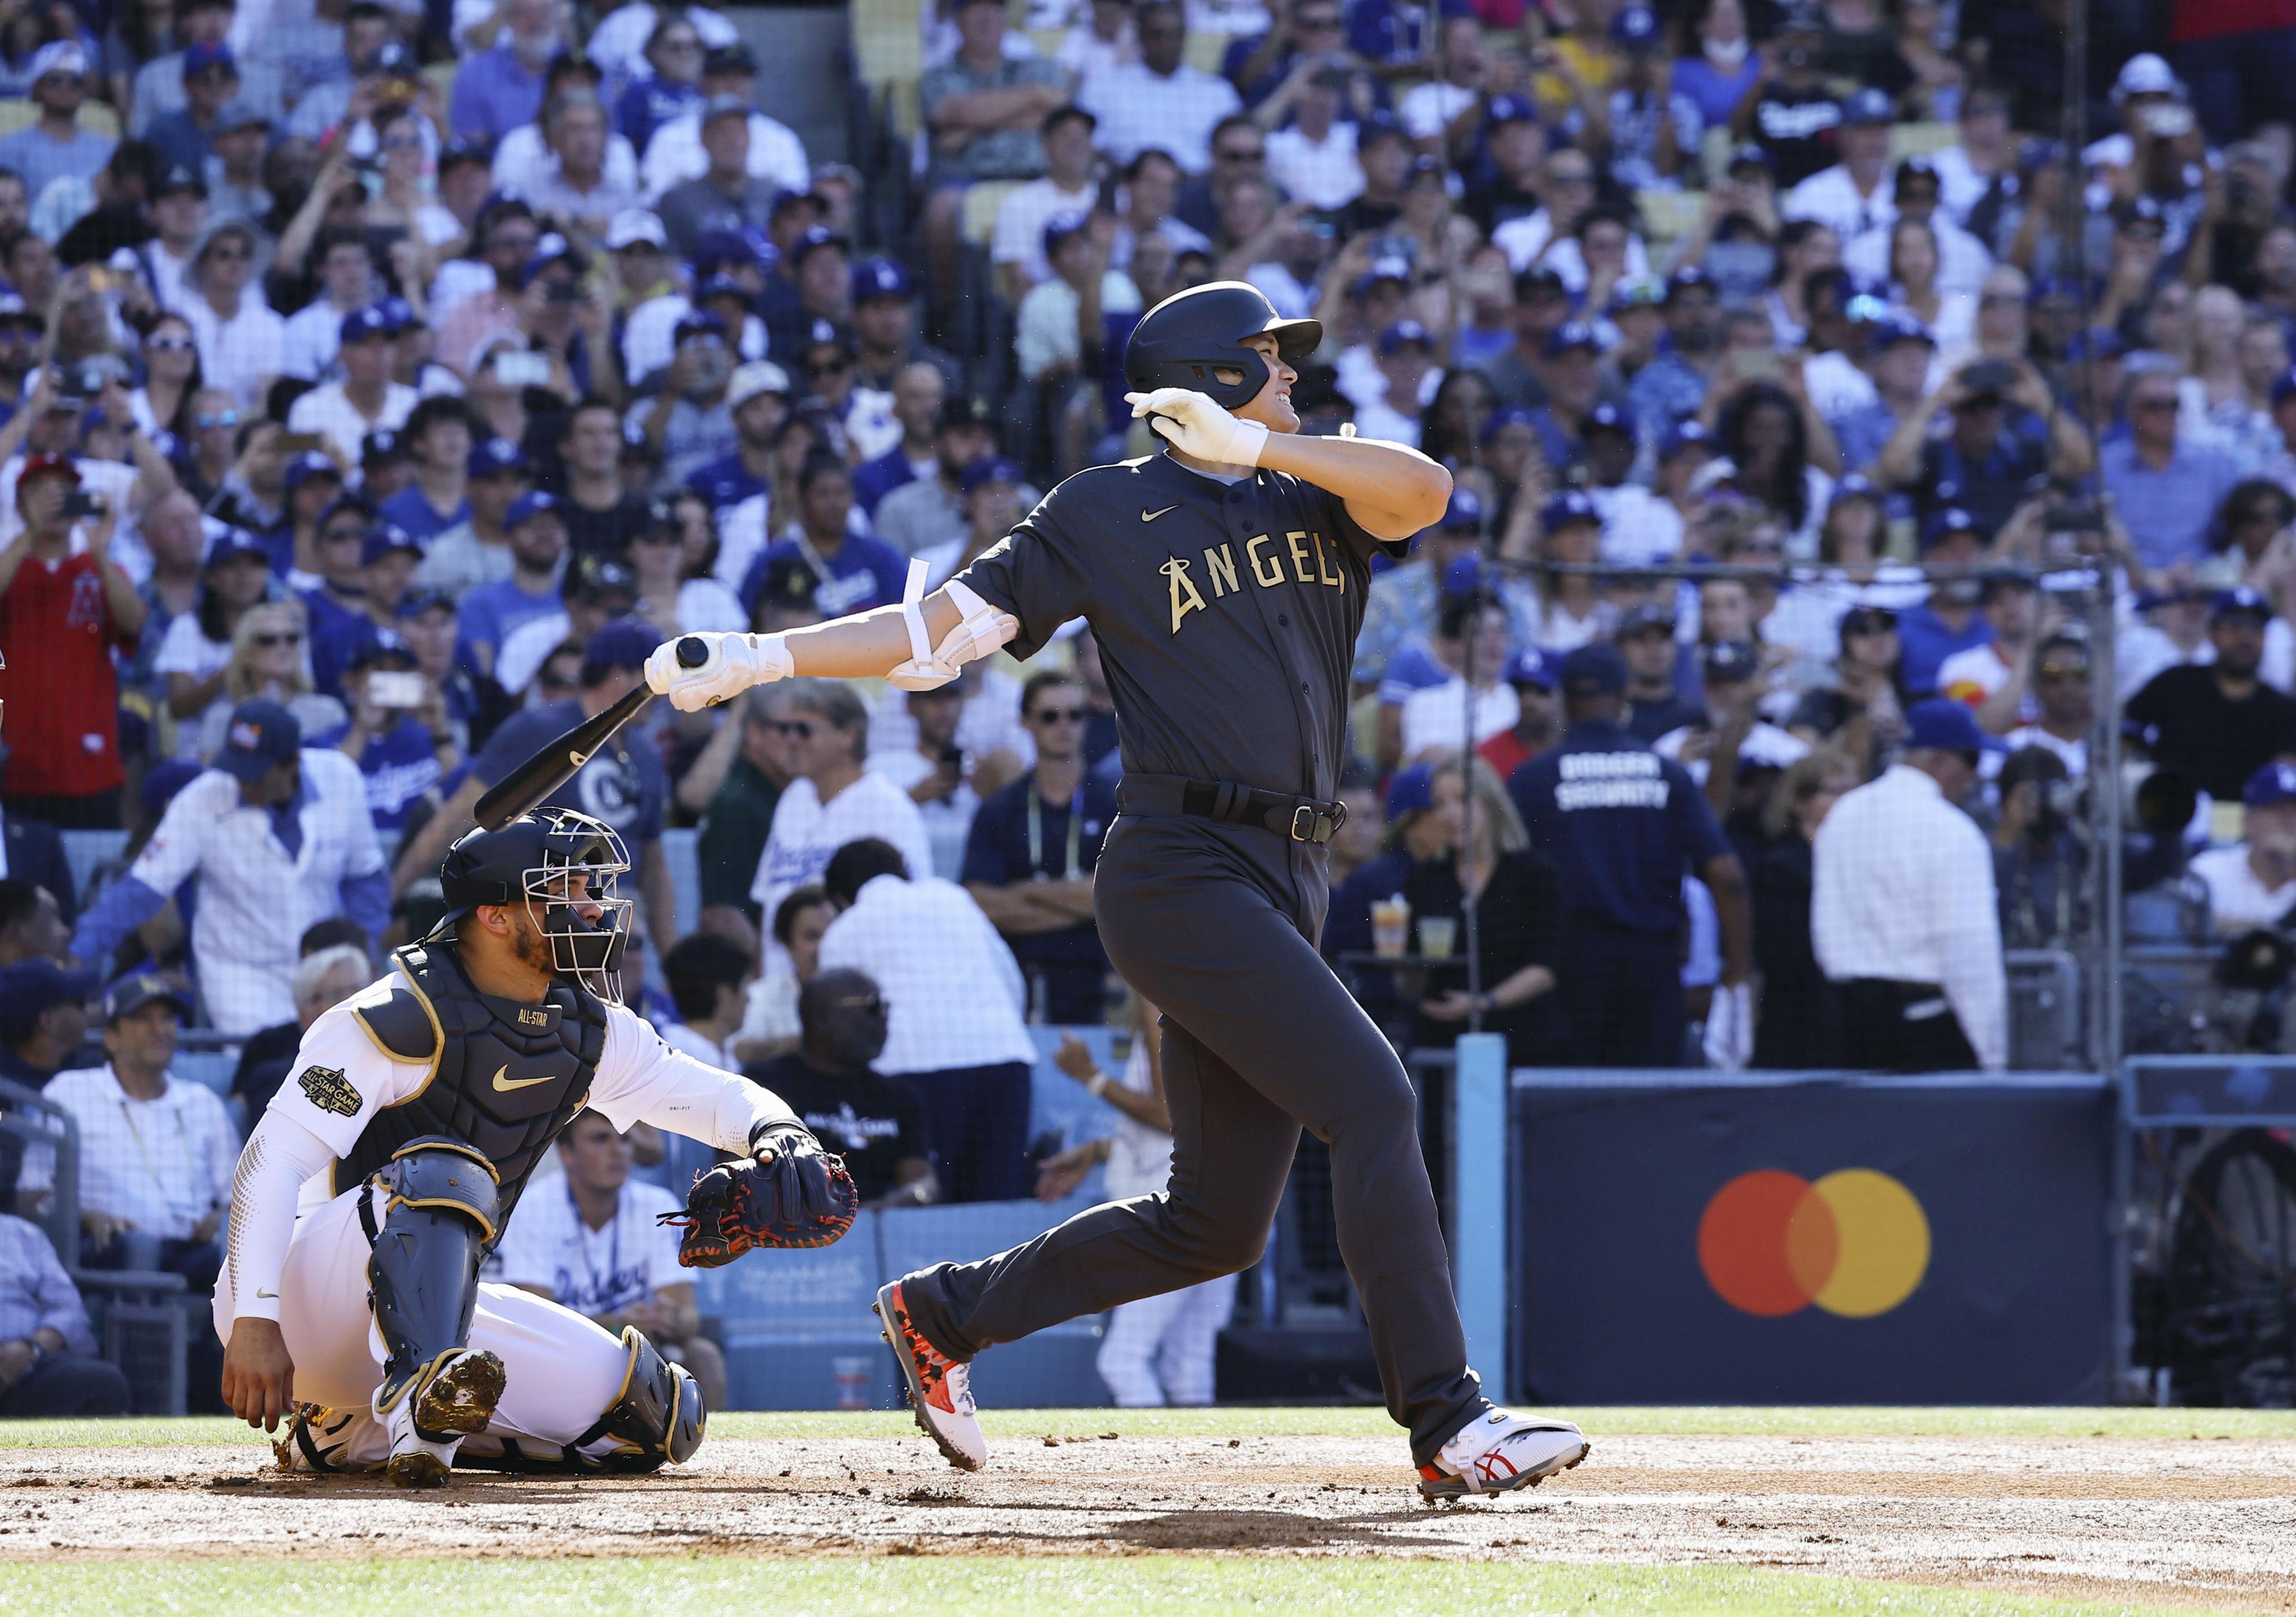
[216,806,856,1486]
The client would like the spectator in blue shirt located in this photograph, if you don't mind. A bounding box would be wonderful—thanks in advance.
[378,395,475,544]
[0,1211,130,1415]
[297,498,380,699]
[2102,364,2249,574]
[393,619,677,950]
[457,489,569,678]
[261,450,345,582]
[683,359,791,515]
[145,40,237,178]
[613,14,706,157]
[447,0,565,142]
[1893,509,1995,699]
[961,670,1119,1024]
[308,629,443,831]
[739,451,906,620]
[851,360,947,519]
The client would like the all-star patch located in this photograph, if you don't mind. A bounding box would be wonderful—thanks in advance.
[297,1065,363,1118]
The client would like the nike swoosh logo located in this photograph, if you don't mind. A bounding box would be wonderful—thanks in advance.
[492,1065,554,1093]
[1141,505,1179,522]
[255,1288,277,1299]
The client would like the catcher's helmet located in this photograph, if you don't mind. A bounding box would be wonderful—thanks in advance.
[430,806,635,1001]
[1123,280,1322,412]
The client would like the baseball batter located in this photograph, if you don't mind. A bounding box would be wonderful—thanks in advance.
[646,282,1589,1498]
[215,807,845,1485]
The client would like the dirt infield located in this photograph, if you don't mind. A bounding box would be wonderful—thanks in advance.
[5,1427,2294,1612]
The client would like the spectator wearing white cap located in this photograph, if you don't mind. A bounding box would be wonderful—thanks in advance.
[656,94,781,261]
[638,42,810,203]
[285,305,417,465]
[2083,53,2188,174]
[2193,763,2296,936]
[0,43,115,205]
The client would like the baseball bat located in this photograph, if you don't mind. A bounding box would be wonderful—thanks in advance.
[472,635,709,832]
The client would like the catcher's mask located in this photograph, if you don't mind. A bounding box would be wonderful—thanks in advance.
[432,807,635,1002]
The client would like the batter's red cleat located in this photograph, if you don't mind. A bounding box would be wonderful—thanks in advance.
[875,1280,985,1472]
[1417,1406,1589,1500]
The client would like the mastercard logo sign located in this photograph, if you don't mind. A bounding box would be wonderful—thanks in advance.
[1697,1169,1930,1318]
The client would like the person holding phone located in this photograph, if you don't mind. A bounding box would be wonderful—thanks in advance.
[312,629,448,832]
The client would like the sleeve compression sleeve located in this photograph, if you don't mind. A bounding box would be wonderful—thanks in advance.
[225,1109,338,1324]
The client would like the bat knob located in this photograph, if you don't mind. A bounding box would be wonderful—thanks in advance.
[676,636,709,668]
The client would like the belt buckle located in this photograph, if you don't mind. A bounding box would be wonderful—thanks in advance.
[1289,804,1334,844]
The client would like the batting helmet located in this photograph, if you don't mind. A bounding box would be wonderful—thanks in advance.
[1123,281,1322,412]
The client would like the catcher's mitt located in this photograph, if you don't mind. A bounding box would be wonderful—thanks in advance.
[661,1125,859,1266]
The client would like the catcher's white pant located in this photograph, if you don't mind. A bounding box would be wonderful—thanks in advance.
[1094,1272,1238,1407]
[212,1183,634,1464]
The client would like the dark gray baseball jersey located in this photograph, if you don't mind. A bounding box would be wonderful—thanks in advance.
[953,451,1407,803]
[898,447,1492,1467]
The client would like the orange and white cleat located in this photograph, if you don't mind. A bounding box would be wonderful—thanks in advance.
[1417,1406,1589,1500]
[875,1280,985,1472]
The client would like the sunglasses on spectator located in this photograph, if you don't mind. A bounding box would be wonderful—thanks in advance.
[2132,395,2179,413]
[196,409,241,428]
[2037,662,2086,682]
[494,233,539,253]
[321,526,366,544]
[1216,142,1265,163]
[1029,705,1088,723]
[204,244,248,262]
[770,719,819,738]
[252,631,304,648]
[1842,611,1896,634]
[148,335,194,351]
[808,355,850,374]
[2237,505,2291,525]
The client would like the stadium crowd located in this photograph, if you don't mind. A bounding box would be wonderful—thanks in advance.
[1,0,2295,1407]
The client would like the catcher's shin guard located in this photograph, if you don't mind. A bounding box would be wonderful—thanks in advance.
[365,1137,504,1439]
[572,1327,707,1473]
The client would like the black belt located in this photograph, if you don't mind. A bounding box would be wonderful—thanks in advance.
[1117,773,1348,845]
[1845,979,1953,1019]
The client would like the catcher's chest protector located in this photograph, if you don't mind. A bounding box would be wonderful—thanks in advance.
[338,943,608,1228]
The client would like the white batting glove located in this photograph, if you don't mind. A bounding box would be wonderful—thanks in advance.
[644,631,793,712]
[1125,387,1270,466]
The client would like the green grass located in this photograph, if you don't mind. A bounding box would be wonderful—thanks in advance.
[0,1554,2252,1617]
[5,1404,2294,1451]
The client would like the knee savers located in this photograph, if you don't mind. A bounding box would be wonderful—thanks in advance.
[366,1138,501,1418]
[575,1328,707,1473]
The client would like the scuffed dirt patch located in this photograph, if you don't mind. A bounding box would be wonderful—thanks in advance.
[3,1431,2294,1612]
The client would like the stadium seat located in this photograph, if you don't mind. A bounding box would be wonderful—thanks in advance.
[1636,188,1706,252]
[1889,120,1956,160]
[961,179,1022,245]
[853,0,925,90]
[0,101,119,140]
